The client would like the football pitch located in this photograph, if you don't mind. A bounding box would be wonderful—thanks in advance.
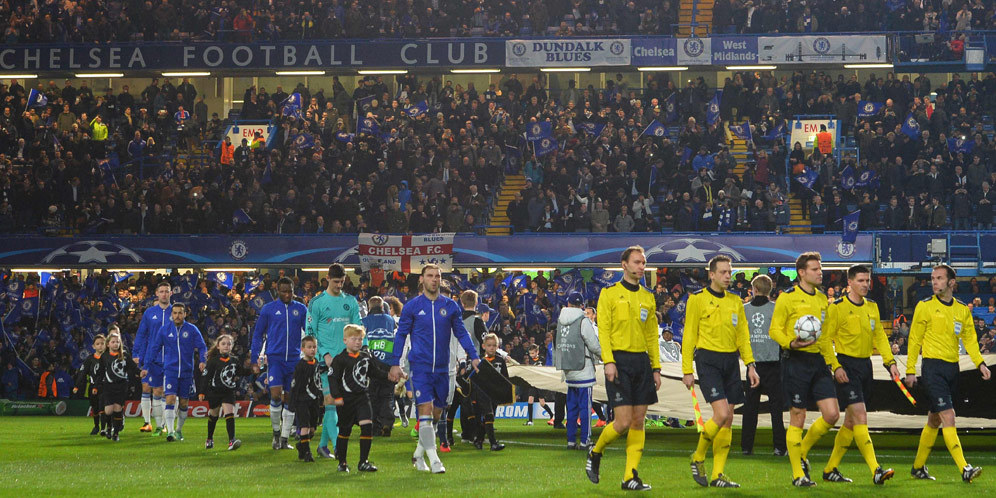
[1,417,992,496]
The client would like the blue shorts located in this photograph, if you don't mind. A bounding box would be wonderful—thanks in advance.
[144,362,164,388]
[267,356,299,390]
[410,370,449,409]
[164,376,194,399]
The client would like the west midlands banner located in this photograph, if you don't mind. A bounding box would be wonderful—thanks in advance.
[357,233,455,273]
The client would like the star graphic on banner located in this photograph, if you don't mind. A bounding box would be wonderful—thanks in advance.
[68,246,117,263]
[417,258,426,265]
[665,243,712,262]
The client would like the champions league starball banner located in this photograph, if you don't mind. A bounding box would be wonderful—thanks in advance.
[505,39,631,67]
[0,234,873,267]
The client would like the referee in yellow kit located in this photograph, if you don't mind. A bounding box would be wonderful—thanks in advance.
[821,265,896,485]
[682,255,759,488]
[585,246,660,491]
[905,264,991,483]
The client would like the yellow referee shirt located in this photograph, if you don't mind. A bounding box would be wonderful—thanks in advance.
[769,285,835,366]
[907,295,985,374]
[681,287,755,375]
[824,296,895,371]
[596,281,661,369]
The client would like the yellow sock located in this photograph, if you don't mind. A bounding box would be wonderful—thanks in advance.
[801,417,833,459]
[593,420,623,454]
[787,426,805,480]
[692,419,720,461]
[624,428,645,481]
[942,427,969,470]
[711,427,733,480]
[852,425,879,474]
[913,425,938,468]
[824,426,853,473]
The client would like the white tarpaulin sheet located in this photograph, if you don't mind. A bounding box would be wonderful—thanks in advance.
[509,354,996,429]
[758,35,887,64]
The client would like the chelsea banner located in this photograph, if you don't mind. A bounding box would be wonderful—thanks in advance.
[358,233,455,273]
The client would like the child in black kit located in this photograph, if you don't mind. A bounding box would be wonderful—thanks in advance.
[199,334,249,451]
[290,335,323,462]
[74,334,106,435]
[470,333,507,451]
[100,327,139,441]
[329,324,391,473]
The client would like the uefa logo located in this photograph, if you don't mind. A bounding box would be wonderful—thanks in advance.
[683,38,704,57]
[512,42,527,57]
[610,41,625,56]
[229,240,248,260]
[813,37,831,54]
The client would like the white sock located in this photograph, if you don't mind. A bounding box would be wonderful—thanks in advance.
[177,408,188,431]
[281,408,295,439]
[152,396,164,428]
[270,401,282,433]
[164,405,176,433]
[140,395,152,424]
[418,417,440,464]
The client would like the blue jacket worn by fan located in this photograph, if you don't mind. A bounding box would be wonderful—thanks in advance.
[388,294,479,373]
[148,320,207,379]
[251,299,308,364]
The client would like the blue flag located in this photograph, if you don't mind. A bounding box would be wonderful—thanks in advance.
[334,131,355,143]
[706,91,722,126]
[504,144,522,171]
[554,269,584,294]
[474,278,496,301]
[290,132,315,150]
[503,274,529,291]
[26,88,47,109]
[729,121,752,141]
[857,101,884,118]
[641,119,669,138]
[244,275,262,295]
[232,208,253,225]
[405,101,428,118]
[855,169,880,189]
[947,137,975,154]
[357,116,381,135]
[208,271,234,289]
[280,92,302,118]
[842,210,860,244]
[356,95,375,114]
[840,165,857,190]
[526,121,553,142]
[763,122,786,141]
[577,121,606,137]
[794,167,819,190]
[20,296,39,320]
[901,113,921,139]
[113,271,133,283]
[664,93,678,123]
[534,137,558,157]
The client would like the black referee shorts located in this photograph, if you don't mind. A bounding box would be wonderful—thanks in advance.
[921,358,960,413]
[695,349,746,405]
[834,354,873,409]
[782,350,835,409]
[605,351,658,408]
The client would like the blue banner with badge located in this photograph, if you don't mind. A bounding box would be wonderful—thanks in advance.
[0,234,873,267]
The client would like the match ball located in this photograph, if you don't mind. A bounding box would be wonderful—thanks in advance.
[794,315,822,342]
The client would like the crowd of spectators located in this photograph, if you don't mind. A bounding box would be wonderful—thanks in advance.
[4,266,994,402]
[8,67,996,236]
[6,0,996,44]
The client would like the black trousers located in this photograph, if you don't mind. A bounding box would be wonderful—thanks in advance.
[368,378,396,434]
[553,392,566,425]
[740,361,786,453]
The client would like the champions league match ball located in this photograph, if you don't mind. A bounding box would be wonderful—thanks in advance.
[793,315,822,342]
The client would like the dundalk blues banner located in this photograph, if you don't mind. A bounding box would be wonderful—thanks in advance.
[506,39,631,67]
[357,233,455,273]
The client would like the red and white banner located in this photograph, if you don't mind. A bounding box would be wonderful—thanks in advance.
[105,400,264,418]
[358,233,455,273]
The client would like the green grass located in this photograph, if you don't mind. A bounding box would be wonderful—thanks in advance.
[0,417,993,496]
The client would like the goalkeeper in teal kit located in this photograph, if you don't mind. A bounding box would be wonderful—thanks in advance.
[307,264,362,458]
